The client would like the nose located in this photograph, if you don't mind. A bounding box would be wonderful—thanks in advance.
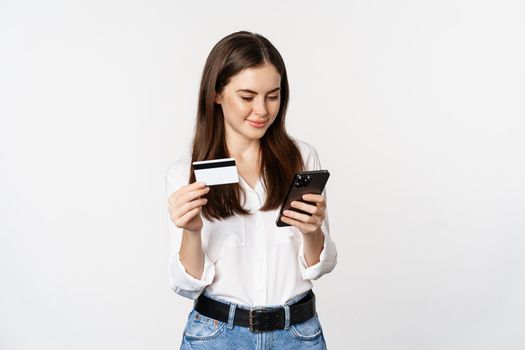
[253,97,268,117]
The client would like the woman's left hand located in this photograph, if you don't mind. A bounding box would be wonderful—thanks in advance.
[281,194,326,235]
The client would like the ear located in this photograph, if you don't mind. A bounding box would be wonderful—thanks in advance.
[214,93,222,104]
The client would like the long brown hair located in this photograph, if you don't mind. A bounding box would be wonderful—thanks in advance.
[189,31,304,221]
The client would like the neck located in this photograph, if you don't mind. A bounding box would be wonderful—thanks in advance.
[227,139,260,161]
[225,132,261,163]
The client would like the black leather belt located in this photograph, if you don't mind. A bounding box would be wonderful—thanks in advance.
[194,290,316,333]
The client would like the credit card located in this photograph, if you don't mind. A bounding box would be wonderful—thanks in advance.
[192,158,239,186]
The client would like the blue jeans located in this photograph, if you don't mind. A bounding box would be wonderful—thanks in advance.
[179,291,327,349]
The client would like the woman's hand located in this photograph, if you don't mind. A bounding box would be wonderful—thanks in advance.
[168,181,210,233]
[280,193,326,235]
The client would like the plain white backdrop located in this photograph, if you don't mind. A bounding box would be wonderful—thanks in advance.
[1,0,524,349]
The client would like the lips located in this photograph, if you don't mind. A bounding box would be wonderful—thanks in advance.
[247,119,268,128]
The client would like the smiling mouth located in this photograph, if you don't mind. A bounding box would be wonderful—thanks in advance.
[247,120,268,128]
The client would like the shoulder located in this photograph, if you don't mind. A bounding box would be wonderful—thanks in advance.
[165,153,192,192]
[166,153,191,175]
[291,137,317,156]
[290,137,321,170]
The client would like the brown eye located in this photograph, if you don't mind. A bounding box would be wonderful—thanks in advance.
[241,96,254,101]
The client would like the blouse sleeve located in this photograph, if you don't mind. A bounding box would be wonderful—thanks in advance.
[295,143,338,280]
[165,160,215,300]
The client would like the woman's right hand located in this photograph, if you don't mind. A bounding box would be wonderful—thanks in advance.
[168,181,210,233]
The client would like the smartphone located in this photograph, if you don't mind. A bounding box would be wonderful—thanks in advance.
[275,170,330,227]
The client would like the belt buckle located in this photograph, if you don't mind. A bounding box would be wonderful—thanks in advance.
[248,307,275,333]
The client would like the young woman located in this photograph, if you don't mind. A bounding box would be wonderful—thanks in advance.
[166,31,337,349]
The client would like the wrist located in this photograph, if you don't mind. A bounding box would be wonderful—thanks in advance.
[302,227,323,238]
[183,228,202,235]
[182,229,202,243]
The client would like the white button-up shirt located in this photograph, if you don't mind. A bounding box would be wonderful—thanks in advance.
[165,139,337,307]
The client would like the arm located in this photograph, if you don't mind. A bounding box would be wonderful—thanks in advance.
[302,227,325,267]
[179,229,205,279]
[166,164,215,299]
[282,141,338,279]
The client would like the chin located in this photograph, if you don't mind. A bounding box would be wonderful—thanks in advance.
[240,130,265,141]
[248,132,267,140]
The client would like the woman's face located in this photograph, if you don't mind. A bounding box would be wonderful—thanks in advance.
[215,63,281,144]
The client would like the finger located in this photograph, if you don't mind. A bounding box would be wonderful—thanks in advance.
[191,180,208,188]
[289,200,318,215]
[172,197,207,220]
[178,181,208,196]
[301,194,325,205]
[171,186,210,207]
[178,186,210,206]
[174,207,201,228]
[283,209,320,225]
[169,182,207,203]
[280,216,317,233]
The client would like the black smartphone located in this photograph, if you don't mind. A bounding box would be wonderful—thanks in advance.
[275,170,330,227]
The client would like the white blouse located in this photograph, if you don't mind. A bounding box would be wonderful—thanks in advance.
[165,139,337,307]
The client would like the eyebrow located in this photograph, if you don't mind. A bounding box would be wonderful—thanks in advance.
[235,87,280,94]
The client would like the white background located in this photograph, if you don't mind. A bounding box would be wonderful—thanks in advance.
[1,0,524,349]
